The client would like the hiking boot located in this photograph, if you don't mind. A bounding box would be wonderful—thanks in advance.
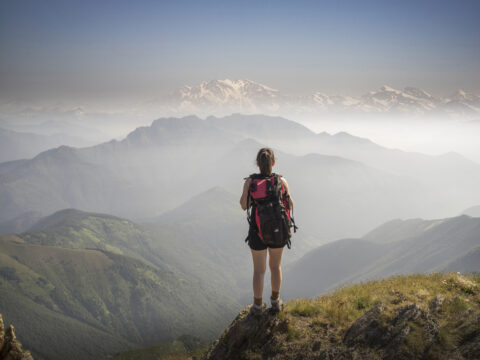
[270,298,283,312]
[249,303,263,317]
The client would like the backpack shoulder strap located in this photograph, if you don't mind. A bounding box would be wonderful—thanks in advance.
[273,174,283,196]
[244,174,255,226]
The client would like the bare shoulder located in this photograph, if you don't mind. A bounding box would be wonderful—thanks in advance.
[279,176,289,186]
[279,176,290,191]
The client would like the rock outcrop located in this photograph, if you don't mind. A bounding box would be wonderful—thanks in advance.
[0,314,33,360]
[202,274,480,360]
[343,302,440,359]
[202,306,287,360]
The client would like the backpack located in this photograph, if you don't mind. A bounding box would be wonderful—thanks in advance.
[245,173,297,249]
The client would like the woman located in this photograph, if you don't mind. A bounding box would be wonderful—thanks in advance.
[240,147,294,316]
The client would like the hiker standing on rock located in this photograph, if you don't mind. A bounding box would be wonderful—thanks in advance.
[240,147,297,316]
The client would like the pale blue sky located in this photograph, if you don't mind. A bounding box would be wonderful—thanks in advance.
[1,0,479,101]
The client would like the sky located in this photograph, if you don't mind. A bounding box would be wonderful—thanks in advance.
[1,0,479,103]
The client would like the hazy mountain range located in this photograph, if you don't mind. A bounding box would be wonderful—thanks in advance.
[158,79,480,118]
[283,214,480,299]
[1,112,479,358]
[1,114,480,246]
[463,205,480,217]
[2,79,478,147]
[0,113,109,145]
[0,127,91,162]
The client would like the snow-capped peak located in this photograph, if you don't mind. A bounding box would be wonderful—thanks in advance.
[172,79,280,105]
[379,85,401,93]
[160,79,480,118]
[403,87,434,100]
[451,89,468,100]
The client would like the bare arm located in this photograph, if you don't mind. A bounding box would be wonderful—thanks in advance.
[281,177,294,209]
[240,178,252,210]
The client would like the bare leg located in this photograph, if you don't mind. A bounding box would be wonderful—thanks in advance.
[268,247,284,293]
[251,249,267,299]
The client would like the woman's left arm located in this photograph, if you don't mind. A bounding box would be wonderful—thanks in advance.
[281,177,294,209]
[240,178,251,210]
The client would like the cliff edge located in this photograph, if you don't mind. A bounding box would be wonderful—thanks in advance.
[203,273,480,360]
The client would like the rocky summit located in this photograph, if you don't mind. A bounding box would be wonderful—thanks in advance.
[0,314,33,360]
[202,273,480,360]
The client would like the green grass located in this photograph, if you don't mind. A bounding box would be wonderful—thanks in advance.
[22,212,149,260]
[277,272,480,356]
[285,325,302,341]
[286,273,479,330]
[110,335,207,360]
[0,236,238,360]
[195,273,480,360]
[288,299,321,317]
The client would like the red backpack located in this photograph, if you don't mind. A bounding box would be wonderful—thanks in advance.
[245,173,297,248]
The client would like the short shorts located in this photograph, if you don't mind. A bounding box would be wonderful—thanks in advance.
[246,225,286,251]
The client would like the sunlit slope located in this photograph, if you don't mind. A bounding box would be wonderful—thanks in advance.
[22,208,167,270]
[110,335,206,360]
[18,190,251,296]
[0,235,237,360]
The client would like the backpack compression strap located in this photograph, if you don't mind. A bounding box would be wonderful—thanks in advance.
[276,174,298,233]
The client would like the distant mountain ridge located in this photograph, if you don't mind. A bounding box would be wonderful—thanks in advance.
[159,79,480,118]
[0,127,89,163]
[283,214,480,299]
[463,205,480,217]
[2,114,480,244]
[172,79,281,106]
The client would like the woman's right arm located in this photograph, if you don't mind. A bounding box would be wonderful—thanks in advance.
[240,178,251,210]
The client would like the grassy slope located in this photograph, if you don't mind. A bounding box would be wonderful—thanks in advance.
[110,335,207,360]
[287,273,478,328]
[282,273,480,357]
[21,206,246,300]
[22,208,168,270]
[0,235,237,360]
[22,202,250,297]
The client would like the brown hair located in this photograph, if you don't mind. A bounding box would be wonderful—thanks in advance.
[256,147,275,176]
